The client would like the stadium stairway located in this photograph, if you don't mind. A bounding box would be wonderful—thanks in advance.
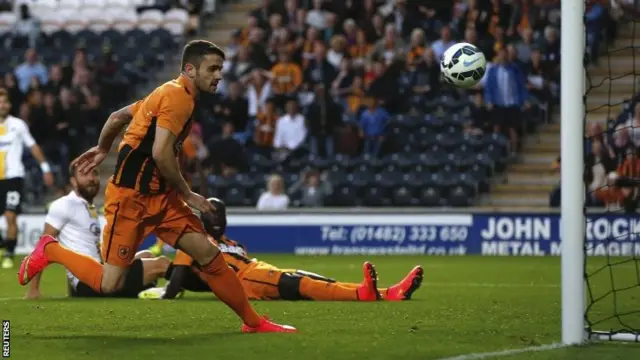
[92,0,257,207]
[485,23,640,209]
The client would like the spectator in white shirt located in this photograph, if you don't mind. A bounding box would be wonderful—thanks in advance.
[306,0,328,29]
[273,100,307,160]
[244,69,272,118]
[257,174,290,211]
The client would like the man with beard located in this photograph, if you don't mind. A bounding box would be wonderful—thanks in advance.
[24,164,168,299]
[0,88,54,268]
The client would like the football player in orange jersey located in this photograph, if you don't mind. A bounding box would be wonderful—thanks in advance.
[139,198,424,301]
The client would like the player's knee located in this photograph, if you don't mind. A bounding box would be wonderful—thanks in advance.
[193,242,220,266]
[150,256,171,275]
[100,266,127,294]
[4,211,16,226]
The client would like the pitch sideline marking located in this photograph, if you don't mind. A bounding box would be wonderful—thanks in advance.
[436,343,568,360]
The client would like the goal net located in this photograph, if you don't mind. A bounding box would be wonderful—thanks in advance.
[582,0,640,343]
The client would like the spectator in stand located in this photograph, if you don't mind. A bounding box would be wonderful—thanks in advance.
[513,27,535,65]
[273,99,307,161]
[367,13,386,44]
[306,85,342,157]
[430,25,456,60]
[288,168,332,207]
[465,93,490,135]
[509,0,543,37]
[371,24,406,66]
[625,103,640,148]
[11,4,40,50]
[283,0,300,30]
[213,81,250,143]
[484,47,529,153]
[208,122,249,178]
[225,46,255,84]
[406,28,426,66]
[344,75,365,123]
[343,18,358,47]
[306,0,328,30]
[585,0,606,65]
[14,49,48,94]
[540,26,561,77]
[256,174,290,211]
[269,49,302,109]
[304,41,337,92]
[254,99,279,156]
[3,73,22,115]
[359,97,389,157]
[322,12,340,43]
[250,0,280,29]
[327,34,347,69]
[349,29,372,68]
[244,69,272,120]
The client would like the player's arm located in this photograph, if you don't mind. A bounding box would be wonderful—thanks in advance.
[25,223,61,299]
[97,102,140,152]
[162,265,188,299]
[18,121,53,177]
[152,94,193,196]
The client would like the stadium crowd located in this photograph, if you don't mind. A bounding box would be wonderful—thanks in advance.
[190,0,568,209]
[0,0,202,205]
[2,0,611,210]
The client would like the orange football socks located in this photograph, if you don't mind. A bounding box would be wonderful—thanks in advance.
[199,252,262,327]
[298,277,361,301]
[44,242,103,292]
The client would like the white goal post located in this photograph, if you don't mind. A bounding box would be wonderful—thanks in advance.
[560,0,586,345]
[561,0,640,344]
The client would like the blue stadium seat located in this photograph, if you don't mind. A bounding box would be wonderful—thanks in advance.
[392,186,415,206]
[419,187,443,207]
[362,186,390,206]
[332,184,357,206]
[448,186,473,207]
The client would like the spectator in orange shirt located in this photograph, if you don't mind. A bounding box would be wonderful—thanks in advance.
[268,49,302,109]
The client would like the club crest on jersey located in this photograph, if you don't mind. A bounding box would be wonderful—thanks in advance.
[118,246,131,260]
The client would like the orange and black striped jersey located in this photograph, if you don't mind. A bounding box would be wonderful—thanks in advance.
[173,235,255,273]
[112,75,196,194]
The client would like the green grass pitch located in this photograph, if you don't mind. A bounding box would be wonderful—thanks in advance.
[2,255,640,360]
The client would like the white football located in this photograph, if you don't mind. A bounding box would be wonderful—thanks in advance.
[440,42,487,89]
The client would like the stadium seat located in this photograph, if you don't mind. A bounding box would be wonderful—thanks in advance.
[362,186,390,206]
[448,186,473,207]
[111,10,139,32]
[392,186,414,206]
[419,187,442,207]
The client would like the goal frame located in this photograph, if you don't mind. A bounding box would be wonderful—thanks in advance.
[561,0,639,344]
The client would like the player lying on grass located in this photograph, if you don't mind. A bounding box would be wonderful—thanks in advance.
[24,164,171,300]
[138,198,424,301]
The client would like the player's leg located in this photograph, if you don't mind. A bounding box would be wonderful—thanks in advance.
[157,193,295,332]
[291,264,380,301]
[1,179,23,268]
[20,184,137,293]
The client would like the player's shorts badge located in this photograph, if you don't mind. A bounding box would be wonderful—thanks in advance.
[118,246,131,260]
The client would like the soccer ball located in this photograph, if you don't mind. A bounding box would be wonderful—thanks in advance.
[440,42,487,89]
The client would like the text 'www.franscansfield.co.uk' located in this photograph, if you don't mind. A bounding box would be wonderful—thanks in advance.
[2,320,9,358]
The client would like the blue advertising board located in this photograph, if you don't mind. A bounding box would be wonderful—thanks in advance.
[9,213,640,256]
[222,213,640,256]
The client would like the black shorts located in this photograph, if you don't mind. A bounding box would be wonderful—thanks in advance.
[70,259,154,298]
[0,178,24,214]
